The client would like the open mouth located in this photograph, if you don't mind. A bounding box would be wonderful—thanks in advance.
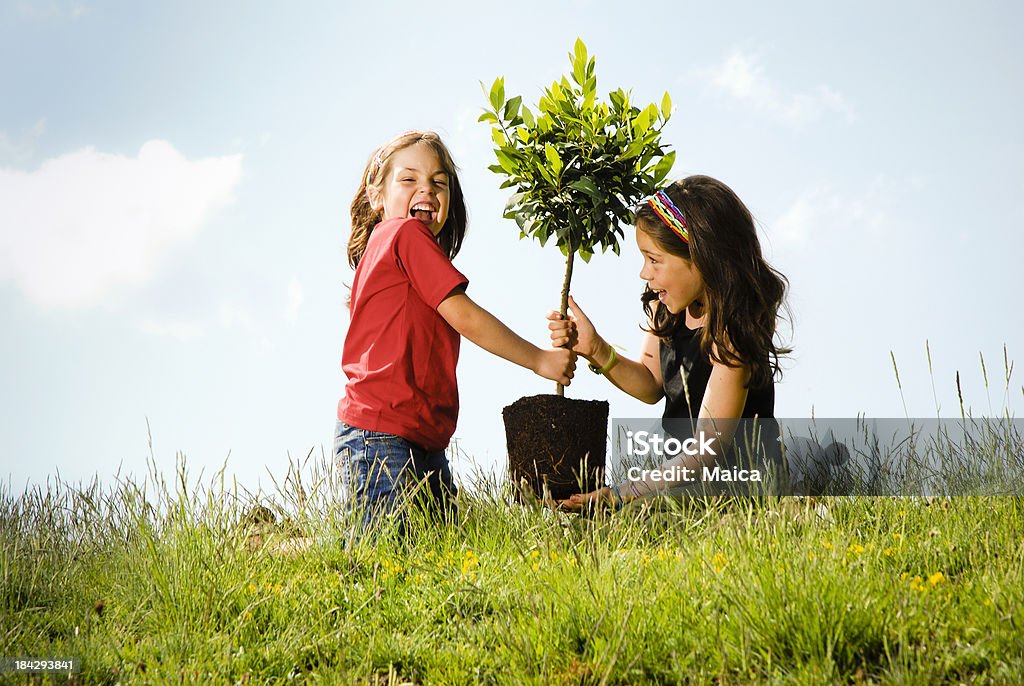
[410,203,437,225]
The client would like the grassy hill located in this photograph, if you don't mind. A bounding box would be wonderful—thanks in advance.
[3,456,1022,684]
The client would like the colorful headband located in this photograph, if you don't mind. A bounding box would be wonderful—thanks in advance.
[647,190,689,243]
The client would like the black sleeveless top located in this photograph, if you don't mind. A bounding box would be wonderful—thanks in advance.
[660,319,775,419]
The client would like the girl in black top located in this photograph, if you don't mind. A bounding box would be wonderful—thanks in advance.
[549,175,790,507]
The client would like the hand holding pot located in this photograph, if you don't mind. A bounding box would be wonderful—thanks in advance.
[556,486,614,512]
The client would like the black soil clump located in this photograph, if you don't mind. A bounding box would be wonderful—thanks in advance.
[503,394,608,501]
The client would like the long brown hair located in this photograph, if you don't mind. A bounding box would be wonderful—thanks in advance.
[347,130,468,269]
[638,175,791,388]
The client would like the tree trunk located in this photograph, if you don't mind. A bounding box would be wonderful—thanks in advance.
[556,249,575,397]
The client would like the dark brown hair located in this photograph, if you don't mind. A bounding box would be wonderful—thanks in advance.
[347,131,468,269]
[638,175,791,388]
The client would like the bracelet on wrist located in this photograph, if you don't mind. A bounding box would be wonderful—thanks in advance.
[609,484,624,510]
[588,345,619,375]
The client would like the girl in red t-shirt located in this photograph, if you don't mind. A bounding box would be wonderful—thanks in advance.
[337,130,576,536]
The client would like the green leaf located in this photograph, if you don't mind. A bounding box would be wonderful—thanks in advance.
[573,37,587,66]
[549,81,562,101]
[608,89,624,111]
[652,150,676,185]
[661,91,672,120]
[504,192,525,214]
[572,45,586,86]
[537,224,551,247]
[537,161,555,185]
[495,149,518,175]
[570,177,601,200]
[478,111,499,124]
[622,137,646,159]
[544,144,563,176]
[521,105,535,128]
[583,76,597,107]
[503,95,522,121]
[489,77,505,112]
[632,106,652,138]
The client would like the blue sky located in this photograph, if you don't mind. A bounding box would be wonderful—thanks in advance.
[2,1,1022,493]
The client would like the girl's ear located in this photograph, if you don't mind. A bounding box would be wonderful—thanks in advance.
[366,184,383,212]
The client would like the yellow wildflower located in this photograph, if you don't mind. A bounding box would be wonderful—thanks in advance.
[711,552,728,573]
[884,547,897,557]
[928,572,945,586]
[461,550,479,576]
[848,543,866,555]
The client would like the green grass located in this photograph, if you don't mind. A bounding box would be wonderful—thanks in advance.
[2,454,1023,685]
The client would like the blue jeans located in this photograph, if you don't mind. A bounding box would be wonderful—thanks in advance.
[334,421,457,534]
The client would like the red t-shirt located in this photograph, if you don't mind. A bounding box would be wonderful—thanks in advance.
[338,218,469,451]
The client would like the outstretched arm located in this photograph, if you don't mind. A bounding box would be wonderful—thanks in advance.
[438,291,576,385]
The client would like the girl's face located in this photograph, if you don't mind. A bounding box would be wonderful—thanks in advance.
[636,225,705,315]
[369,143,450,236]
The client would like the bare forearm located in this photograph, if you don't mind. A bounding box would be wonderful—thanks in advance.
[439,294,542,371]
[586,339,663,404]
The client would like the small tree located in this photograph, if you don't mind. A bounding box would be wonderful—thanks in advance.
[481,38,675,395]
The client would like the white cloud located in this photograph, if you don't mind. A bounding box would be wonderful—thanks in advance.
[704,50,855,126]
[0,140,242,308]
[773,177,900,245]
